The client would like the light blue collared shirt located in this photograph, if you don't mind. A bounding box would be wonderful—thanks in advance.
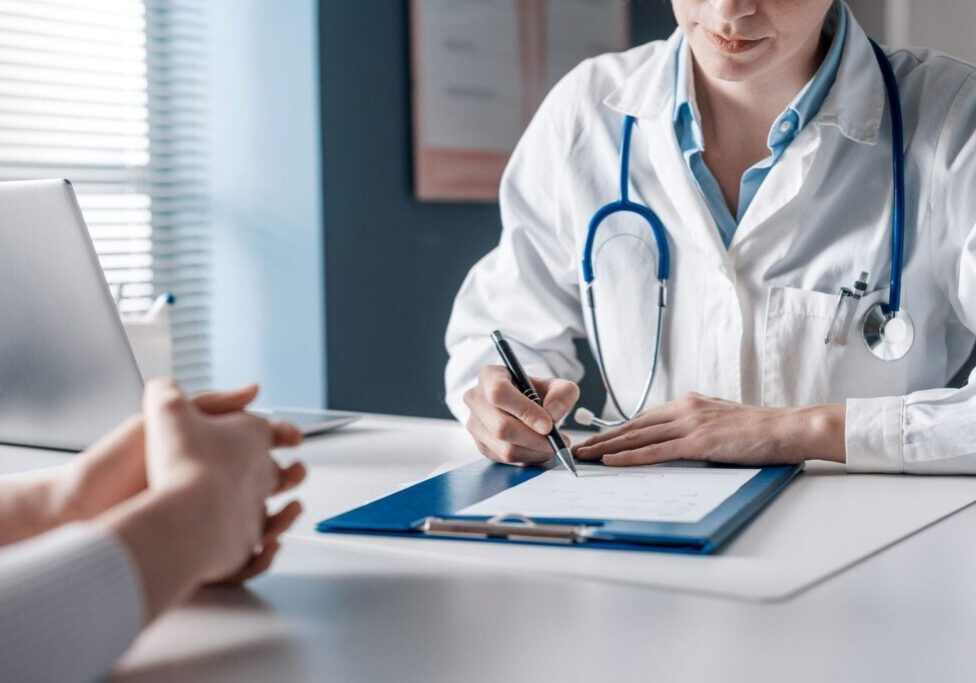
[672,4,848,247]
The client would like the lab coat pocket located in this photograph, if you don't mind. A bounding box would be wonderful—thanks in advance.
[761,286,908,407]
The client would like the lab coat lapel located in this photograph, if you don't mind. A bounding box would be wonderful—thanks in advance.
[602,28,730,272]
[640,114,730,268]
[729,129,823,250]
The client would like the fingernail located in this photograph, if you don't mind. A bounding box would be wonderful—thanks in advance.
[533,418,551,433]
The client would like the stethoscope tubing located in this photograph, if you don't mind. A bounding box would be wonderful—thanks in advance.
[581,116,671,285]
[585,280,666,425]
[869,38,906,315]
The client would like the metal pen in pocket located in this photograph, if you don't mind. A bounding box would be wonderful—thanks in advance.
[825,271,869,346]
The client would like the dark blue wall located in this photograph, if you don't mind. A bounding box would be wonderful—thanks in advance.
[319,1,676,418]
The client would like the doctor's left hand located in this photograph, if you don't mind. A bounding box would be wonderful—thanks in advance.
[573,393,847,467]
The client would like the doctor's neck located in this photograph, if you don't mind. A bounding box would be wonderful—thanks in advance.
[691,27,829,132]
[674,0,835,143]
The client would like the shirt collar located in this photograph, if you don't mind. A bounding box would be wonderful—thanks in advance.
[789,1,847,131]
[672,34,701,143]
[603,1,885,146]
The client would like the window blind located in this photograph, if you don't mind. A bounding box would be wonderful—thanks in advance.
[0,0,211,392]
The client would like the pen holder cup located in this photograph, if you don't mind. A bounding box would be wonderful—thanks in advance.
[123,317,173,381]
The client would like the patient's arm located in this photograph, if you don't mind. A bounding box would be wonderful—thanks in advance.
[0,380,305,683]
[0,384,276,547]
[0,468,72,545]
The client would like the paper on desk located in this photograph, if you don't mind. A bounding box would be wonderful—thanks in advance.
[458,464,760,524]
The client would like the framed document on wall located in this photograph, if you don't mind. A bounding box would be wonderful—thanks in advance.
[410,0,630,202]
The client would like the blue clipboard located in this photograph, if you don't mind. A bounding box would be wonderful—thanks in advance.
[316,460,801,555]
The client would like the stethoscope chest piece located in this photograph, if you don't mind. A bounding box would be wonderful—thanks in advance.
[862,303,914,361]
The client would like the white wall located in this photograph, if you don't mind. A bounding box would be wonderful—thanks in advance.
[848,0,976,63]
[905,0,976,62]
[846,0,885,39]
[207,0,325,408]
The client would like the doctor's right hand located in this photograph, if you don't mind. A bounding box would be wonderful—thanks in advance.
[463,365,579,465]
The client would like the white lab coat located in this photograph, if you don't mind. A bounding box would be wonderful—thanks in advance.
[445,9,976,474]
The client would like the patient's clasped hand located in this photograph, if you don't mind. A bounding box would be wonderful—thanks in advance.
[0,378,306,649]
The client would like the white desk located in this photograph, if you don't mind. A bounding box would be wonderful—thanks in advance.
[3,414,975,683]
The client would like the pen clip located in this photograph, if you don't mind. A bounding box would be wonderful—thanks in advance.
[825,271,870,346]
[825,287,853,345]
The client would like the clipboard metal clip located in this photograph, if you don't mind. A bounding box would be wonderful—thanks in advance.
[419,513,588,545]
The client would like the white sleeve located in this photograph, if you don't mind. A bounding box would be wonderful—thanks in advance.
[846,70,976,474]
[444,64,589,422]
[0,523,144,683]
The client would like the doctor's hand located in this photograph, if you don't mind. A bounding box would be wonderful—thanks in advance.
[463,365,579,465]
[574,393,846,467]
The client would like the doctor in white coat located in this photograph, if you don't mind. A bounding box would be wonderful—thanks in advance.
[445,0,976,474]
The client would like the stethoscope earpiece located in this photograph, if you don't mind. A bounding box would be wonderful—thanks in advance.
[573,407,624,429]
[573,407,595,426]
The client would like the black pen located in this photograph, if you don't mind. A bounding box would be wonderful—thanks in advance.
[490,330,578,477]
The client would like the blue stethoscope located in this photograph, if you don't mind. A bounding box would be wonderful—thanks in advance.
[575,40,913,429]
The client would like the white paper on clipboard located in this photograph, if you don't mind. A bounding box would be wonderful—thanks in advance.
[458,464,760,524]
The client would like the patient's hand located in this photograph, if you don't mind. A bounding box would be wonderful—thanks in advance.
[96,378,306,622]
[57,385,279,524]
[0,386,273,547]
[141,378,305,583]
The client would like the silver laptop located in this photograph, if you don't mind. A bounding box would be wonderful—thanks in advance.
[0,179,144,450]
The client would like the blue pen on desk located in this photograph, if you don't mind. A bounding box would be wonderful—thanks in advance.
[490,330,578,477]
